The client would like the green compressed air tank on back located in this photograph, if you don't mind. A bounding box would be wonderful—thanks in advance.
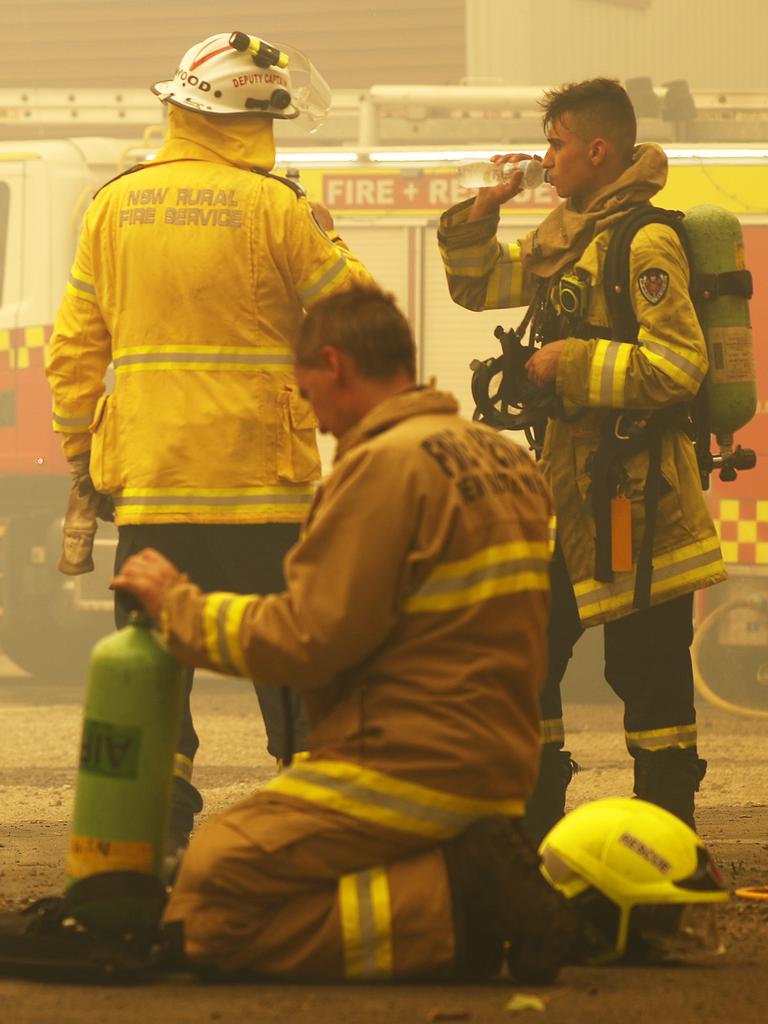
[683,204,757,450]
[65,613,185,928]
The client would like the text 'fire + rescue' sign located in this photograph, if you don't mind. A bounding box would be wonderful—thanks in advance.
[317,171,558,215]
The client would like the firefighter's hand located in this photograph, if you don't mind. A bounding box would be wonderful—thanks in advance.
[111,548,184,621]
[311,201,335,232]
[525,340,567,386]
[467,153,534,222]
[58,451,113,575]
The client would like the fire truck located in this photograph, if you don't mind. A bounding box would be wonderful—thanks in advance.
[1,87,766,704]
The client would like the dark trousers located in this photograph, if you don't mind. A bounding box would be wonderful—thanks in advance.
[525,542,700,843]
[114,523,307,833]
[541,543,696,737]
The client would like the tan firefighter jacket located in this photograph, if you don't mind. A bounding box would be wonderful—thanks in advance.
[159,387,555,833]
[439,198,726,627]
[46,106,373,525]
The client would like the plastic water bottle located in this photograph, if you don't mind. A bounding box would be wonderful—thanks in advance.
[457,159,547,189]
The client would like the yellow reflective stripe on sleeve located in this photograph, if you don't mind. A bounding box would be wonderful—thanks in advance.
[588,340,631,407]
[202,592,252,676]
[66,270,97,302]
[339,867,393,980]
[547,515,557,556]
[485,244,524,309]
[298,253,349,306]
[625,723,697,751]
[638,330,707,391]
[112,345,294,372]
[265,759,524,839]
[573,536,725,625]
[438,238,499,279]
[404,540,550,614]
[173,752,193,783]
[540,718,565,746]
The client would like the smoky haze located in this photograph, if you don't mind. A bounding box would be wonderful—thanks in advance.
[0,1,761,94]
[0,0,764,689]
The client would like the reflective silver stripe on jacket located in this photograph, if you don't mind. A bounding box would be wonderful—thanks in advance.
[113,491,312,508]
[298,255,348,305]
[52,410,93,428]
[265,759,524,839]
[640,338,706,387]
[112,351,293,369]
[69,273,96,295]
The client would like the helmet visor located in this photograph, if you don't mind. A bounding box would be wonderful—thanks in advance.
[278,44,332,128]
[626,902,725,963]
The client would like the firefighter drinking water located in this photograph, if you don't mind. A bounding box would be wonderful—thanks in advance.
[45,30,374,853]
[438,79,726,843]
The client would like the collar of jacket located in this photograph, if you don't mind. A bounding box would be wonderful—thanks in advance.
[519,142,668,278]
[151,104,277,171]
[335,386,460,461]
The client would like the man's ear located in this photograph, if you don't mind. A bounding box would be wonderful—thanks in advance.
[319,345,345,383]
[589,138,608,166]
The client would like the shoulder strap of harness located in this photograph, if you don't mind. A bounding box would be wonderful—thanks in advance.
[596,205,696,610]
[603,204,692,344]
[251,167,305,198]
[95,164,307,202]
[93,163,149,199]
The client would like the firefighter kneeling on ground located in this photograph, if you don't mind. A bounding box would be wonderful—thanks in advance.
[113,285,575,981]
[439,78,726,844]
[0,287,727,983]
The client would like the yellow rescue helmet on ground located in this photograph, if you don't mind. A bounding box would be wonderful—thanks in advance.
[539,798,728,963]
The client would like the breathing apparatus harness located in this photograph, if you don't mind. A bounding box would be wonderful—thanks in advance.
[470,203,756,610]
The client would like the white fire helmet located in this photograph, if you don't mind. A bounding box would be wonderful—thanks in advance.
[152,31,332,125]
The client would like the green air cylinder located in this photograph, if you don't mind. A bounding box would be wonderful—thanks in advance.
[65,613,185,929]
[683,204,757,449]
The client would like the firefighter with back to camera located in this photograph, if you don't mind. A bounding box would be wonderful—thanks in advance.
[438,79,726,843]
[45,31,375,853]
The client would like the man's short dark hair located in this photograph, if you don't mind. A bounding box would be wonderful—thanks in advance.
[296,285,416,379]
[541,78,637,159]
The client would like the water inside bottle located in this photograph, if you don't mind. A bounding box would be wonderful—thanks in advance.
[457,158,548,189]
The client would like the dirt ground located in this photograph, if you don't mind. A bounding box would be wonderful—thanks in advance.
[1,660,767,1024]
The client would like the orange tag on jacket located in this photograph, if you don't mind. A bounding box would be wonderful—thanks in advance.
[610,496,633,573]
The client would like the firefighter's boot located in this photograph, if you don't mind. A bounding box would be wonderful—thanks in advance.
[632,748,707,830]
[523,748,576,848]
[166,777,204,857]
[443,816,580,983]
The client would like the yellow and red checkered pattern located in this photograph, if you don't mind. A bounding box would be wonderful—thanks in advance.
[0,325,53,371]
[709,497,768,566]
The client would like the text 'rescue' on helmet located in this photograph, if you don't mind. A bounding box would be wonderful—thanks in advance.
[539,798,729,964]
[152,31,332,123]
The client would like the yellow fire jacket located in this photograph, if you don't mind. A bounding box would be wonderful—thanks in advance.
[439,199,726,626]
[46,108,373,524]
[159,387,555,826]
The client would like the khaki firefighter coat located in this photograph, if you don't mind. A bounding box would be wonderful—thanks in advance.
[160,387,554,814]
[160,387,555,979]
[46,107,373,525]
[439,191,726,627]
